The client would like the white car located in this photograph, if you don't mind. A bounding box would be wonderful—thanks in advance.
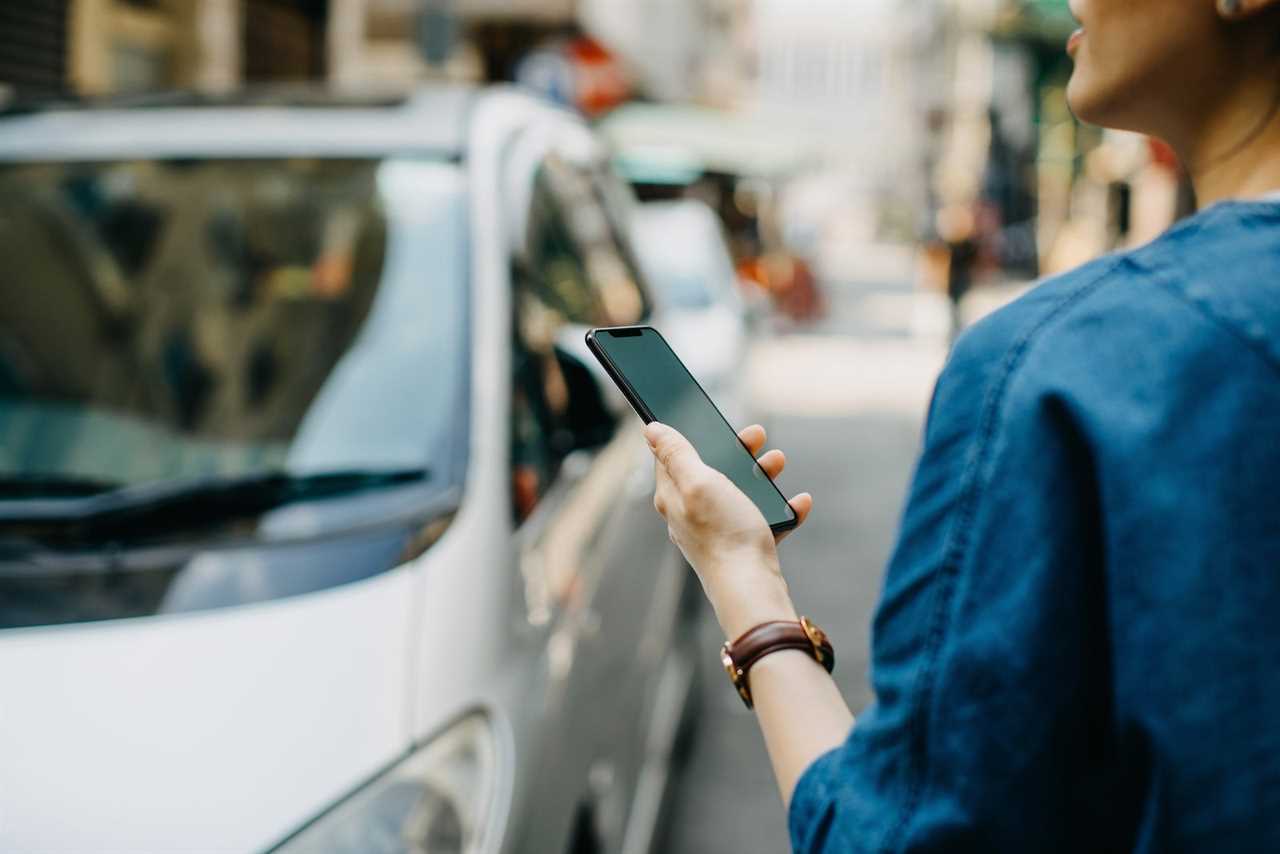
[0,87,699,854]
[629,199,754,423]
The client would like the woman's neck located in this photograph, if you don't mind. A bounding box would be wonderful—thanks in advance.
[1181,62,1280,207]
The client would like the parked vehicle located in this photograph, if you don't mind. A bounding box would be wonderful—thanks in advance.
[0,87,699,854]
[628,199,753,422]
[600,102,825,324]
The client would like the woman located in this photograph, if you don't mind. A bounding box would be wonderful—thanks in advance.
[645,0,1280,850]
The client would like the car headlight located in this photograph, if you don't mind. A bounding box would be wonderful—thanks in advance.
[271,713,498,854]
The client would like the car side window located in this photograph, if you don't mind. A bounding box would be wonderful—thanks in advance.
[509,154,643,523]
[524,154,649,328]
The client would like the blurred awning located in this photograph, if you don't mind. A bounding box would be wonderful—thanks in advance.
[597,103,820,183]
[454,0,575,21]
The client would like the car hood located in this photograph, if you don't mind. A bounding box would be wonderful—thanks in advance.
[0,566,417,852]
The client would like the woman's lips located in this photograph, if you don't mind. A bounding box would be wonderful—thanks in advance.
[1067,28,1085,56]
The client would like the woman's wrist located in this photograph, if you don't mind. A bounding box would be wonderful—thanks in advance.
[704,551,799,640]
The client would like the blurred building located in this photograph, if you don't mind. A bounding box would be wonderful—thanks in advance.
[918,0,1187,288]
[753,0,938,231]
[0,0,620,107]
[579,0,747,105]
[0,0,1184,289]
[330,0,573,89]
[0,2,72,96]
[0,0,326,98]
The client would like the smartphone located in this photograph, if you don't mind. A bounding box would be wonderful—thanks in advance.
[585,325,798,534]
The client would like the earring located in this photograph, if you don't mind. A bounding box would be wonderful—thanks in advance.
[1219,0,1242,17]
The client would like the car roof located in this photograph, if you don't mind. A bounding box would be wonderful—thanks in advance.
[0,86,479,162]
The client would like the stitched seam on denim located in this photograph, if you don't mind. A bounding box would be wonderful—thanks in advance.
[1149,276,1280,381]
[1125,203,1280,379]
[878,258,1123,854]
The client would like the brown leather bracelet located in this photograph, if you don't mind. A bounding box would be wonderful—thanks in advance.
[720,617,835,709]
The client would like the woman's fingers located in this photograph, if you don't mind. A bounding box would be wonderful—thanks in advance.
[775,492,813,545]
[740,427,788,479]
[757,448,786,479]
[790,492,813,526]
[738,424,767,456]
[644,422,704,488]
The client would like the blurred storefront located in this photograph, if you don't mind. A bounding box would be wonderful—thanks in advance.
[0,0,627,112]
[0,0,1193,300]
[0,0,326,99]
[581,0,749,105]
[922,0,1189,297]
[322,0,634,114]
[0,2,72,97]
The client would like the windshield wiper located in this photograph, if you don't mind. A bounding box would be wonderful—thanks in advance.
[0,468,430,532]
[0,474,121,499]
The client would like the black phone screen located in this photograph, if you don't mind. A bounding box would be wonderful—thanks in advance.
[588,326,796,531]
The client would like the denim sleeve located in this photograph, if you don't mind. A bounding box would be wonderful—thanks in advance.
[790,275,1114,853]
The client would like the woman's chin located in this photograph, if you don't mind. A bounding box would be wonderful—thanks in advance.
[1067,61,1155,131]
[1066,72,1117,128]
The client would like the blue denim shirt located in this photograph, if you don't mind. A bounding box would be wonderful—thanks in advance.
[790,199,1280,853]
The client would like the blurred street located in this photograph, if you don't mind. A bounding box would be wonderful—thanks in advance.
[661,260,949,854]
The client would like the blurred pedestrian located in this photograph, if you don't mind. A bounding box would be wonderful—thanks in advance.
[936,201,979,343]
[643,0,1280,850]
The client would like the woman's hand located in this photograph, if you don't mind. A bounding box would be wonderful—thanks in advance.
[644,421,813,639]
[647,422,851,805]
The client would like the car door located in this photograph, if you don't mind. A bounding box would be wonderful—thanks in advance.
[505,143,686,853]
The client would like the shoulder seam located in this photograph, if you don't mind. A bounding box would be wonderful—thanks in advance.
[1148,277,1280,380]
[879,255,1122,854]
[1140,201,1280,378]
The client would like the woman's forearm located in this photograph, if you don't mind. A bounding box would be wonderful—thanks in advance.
[709,560,855,808]
[752,649,855,807]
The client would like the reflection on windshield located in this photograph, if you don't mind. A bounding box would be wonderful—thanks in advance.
[0,523,418,629]
[0,158,467,492]
[631,204,738,311]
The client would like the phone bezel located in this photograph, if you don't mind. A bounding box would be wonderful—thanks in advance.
[585,325,799,534]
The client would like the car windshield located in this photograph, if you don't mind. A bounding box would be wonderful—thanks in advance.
[0,156,468,503]
[631,205,738,311]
